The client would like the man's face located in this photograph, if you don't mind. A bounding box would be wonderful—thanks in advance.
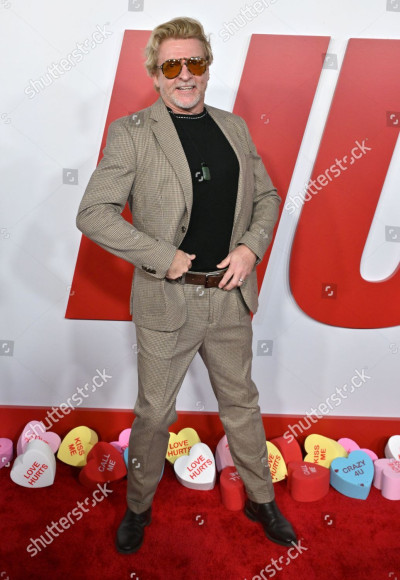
[152,37,210,115]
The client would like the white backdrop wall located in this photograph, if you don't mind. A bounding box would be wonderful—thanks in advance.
[1,0,399,418]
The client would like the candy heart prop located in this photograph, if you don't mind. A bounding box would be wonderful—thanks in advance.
[166,428,200,464]
[373,458,400,500]
[215,434,235,472]
[337,437,378,461]
[385,435,400,460]
[287,461,330,502]
[79,442,127,489]
[17,420,61,455]
[174,442,216,490]
[0,438,13,468]
[123,447,165,481]
[266,441,287,482]
[57,426,98,467]
[330,450,374,500]
[110,428,131,455]
[11,440,56,488]
[304,434,347,468]
[269,436,302,465]
[219,467,246,511]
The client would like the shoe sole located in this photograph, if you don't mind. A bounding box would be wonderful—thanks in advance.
[115,518,151,555]
[244,507,296,547]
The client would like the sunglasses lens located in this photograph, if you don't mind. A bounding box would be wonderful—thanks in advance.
[187,58,207,75]
[162,60,182,79]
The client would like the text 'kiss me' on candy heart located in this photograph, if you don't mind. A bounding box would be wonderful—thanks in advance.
[330,450,374,500]
[57,426,98,467]
[11,440,56,488]
[304,434,347,468]
[174,442,216,490]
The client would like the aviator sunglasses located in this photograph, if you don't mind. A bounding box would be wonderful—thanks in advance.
[157,57,208,79]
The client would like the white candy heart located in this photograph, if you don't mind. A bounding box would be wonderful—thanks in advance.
[174,442,216,490]
[11,440,56,488]
[385,435,400,460]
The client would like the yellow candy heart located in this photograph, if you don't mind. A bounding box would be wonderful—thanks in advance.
[166,428,201,464]
[266,441,287,482]
[57,426,98,467]
[304,434,347,468]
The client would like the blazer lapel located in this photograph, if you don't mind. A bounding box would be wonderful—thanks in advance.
[150,97,193,216]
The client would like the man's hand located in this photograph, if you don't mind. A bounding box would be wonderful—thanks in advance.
[166,250,196,280]
[216,245,257,291]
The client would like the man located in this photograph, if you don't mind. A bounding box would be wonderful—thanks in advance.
[76,17,297,554]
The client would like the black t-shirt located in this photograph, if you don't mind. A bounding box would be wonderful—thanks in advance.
[169,107,239,272]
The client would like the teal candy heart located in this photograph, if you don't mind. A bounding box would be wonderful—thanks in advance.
[330,450,374,500]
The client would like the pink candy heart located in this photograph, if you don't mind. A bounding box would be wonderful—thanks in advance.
[17,420,61,455]
[337,437,378,461]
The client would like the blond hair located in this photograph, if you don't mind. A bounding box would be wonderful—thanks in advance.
[145,17,213,76]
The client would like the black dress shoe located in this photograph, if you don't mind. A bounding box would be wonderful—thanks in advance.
[244,499,297,547]
[115,507,152,554]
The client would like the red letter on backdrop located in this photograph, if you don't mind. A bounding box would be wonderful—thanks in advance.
[66,32,330,320]
[289,38,400,329]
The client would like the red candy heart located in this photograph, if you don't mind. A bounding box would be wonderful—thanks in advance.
[219,466,246,511]
[79,442,127,489]
[287,461,330,502]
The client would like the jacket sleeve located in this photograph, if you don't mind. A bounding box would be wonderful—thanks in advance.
[76,117,177,279]
[235,117,281,264]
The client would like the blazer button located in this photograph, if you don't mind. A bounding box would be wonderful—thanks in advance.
[181,226,186,233]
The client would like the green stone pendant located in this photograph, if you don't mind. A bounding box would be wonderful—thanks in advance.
[201,162,211,181]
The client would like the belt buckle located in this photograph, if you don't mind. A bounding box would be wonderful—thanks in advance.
[177,273,186,285]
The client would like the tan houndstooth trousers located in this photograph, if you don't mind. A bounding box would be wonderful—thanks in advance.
[127,282,275,513]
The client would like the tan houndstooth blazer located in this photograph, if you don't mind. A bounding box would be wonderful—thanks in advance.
[76,97,281,331]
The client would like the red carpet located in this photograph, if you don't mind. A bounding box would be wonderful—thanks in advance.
[1,460,399,580]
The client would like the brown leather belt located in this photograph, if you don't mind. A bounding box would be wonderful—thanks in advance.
[167,271,226,288]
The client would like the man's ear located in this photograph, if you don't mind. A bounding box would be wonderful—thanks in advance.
[152,73,160,92]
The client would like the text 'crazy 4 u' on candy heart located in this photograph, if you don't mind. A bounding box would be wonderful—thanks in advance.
[11,440,56,488]
[330,450,374,500]
[174,442,216,490]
